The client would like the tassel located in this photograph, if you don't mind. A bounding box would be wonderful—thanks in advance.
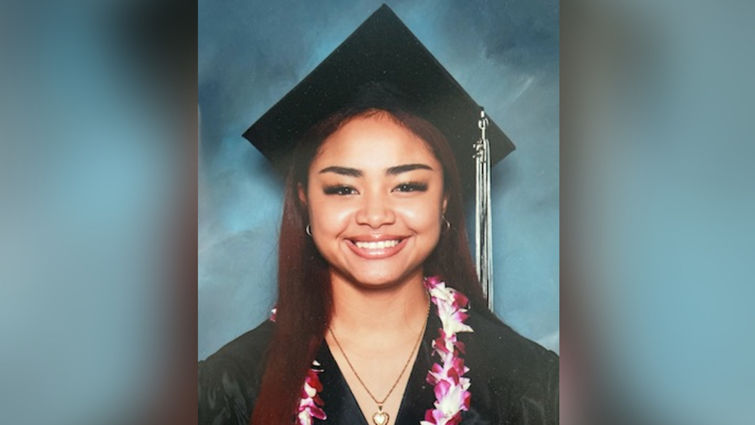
[473,109,494,310]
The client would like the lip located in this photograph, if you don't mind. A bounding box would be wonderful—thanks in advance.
[345,235,409,259]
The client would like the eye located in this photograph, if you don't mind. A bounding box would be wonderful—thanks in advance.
[393,182,428,193]
[323,185,358,196]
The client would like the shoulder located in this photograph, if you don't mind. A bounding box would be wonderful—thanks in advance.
[201,320,276,366]
[466,310,558,381]
[198,321,275,425]
[199,319,276,385]
[464,309,559,422]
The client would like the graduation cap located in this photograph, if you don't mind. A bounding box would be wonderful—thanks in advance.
[243,4,513,306]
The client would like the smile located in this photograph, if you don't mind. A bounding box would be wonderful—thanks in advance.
[346,237,408,259]
[354,240,400,249]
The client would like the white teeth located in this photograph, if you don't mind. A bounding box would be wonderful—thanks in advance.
[354,240,400,250]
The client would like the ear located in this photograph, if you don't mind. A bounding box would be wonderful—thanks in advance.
[442,194,448,215]
[297,183,308,206]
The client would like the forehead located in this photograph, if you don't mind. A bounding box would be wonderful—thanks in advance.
[312,114,439,169]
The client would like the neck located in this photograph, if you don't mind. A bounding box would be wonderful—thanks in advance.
[328,270,429,335]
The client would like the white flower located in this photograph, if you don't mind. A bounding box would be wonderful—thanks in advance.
[303,381,317,398]
[297,410,312,425]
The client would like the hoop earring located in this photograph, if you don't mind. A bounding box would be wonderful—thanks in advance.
[442,216,451,232]
[306,224,312,236]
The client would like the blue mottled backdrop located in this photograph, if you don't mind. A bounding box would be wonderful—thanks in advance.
[198,0,559,360]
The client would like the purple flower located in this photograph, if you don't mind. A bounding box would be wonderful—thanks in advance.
[296,361,327,425]
[422,277,474,425]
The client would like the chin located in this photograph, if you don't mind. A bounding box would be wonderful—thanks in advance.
[349,273,398,288]
[341,267,421,289]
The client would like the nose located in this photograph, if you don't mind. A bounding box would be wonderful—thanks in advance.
[355,190,395,228]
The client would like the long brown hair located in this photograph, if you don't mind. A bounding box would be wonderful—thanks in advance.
[251,101,497,424]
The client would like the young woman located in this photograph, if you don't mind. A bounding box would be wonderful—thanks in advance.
[199,97,558,425]
[199,6,557,425]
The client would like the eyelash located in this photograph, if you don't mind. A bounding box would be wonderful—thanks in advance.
[323,185,358,196]
[393,182,428,192]
[322,182,428,196]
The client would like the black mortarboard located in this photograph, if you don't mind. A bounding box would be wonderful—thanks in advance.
[242,4,515,194]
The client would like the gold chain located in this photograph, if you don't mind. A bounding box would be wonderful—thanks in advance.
[327,300,430,406]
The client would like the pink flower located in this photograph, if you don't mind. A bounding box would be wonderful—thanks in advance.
[451,291,469,309]
[423,277,474,425]
[295,361,327,425]
[424,275,442,289]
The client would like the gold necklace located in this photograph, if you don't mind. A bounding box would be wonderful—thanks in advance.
[327,301,430,425]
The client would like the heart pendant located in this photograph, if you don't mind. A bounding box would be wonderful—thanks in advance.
[372,409,389,425]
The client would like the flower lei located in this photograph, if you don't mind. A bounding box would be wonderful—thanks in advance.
[277,277,474,425]
[421,276,473,425]
[296,361,327,425]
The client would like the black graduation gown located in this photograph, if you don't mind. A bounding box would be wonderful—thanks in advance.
[198,306,559,425]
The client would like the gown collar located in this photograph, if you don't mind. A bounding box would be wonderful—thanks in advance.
[314,304,441,425]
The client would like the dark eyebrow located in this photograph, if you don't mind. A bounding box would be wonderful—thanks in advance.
[318,166,362,177]
[318,163,433,177]
[386,163,433,175]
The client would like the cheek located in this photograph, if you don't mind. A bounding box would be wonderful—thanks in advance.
[397,198,444,232]
[307,195,354,235]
